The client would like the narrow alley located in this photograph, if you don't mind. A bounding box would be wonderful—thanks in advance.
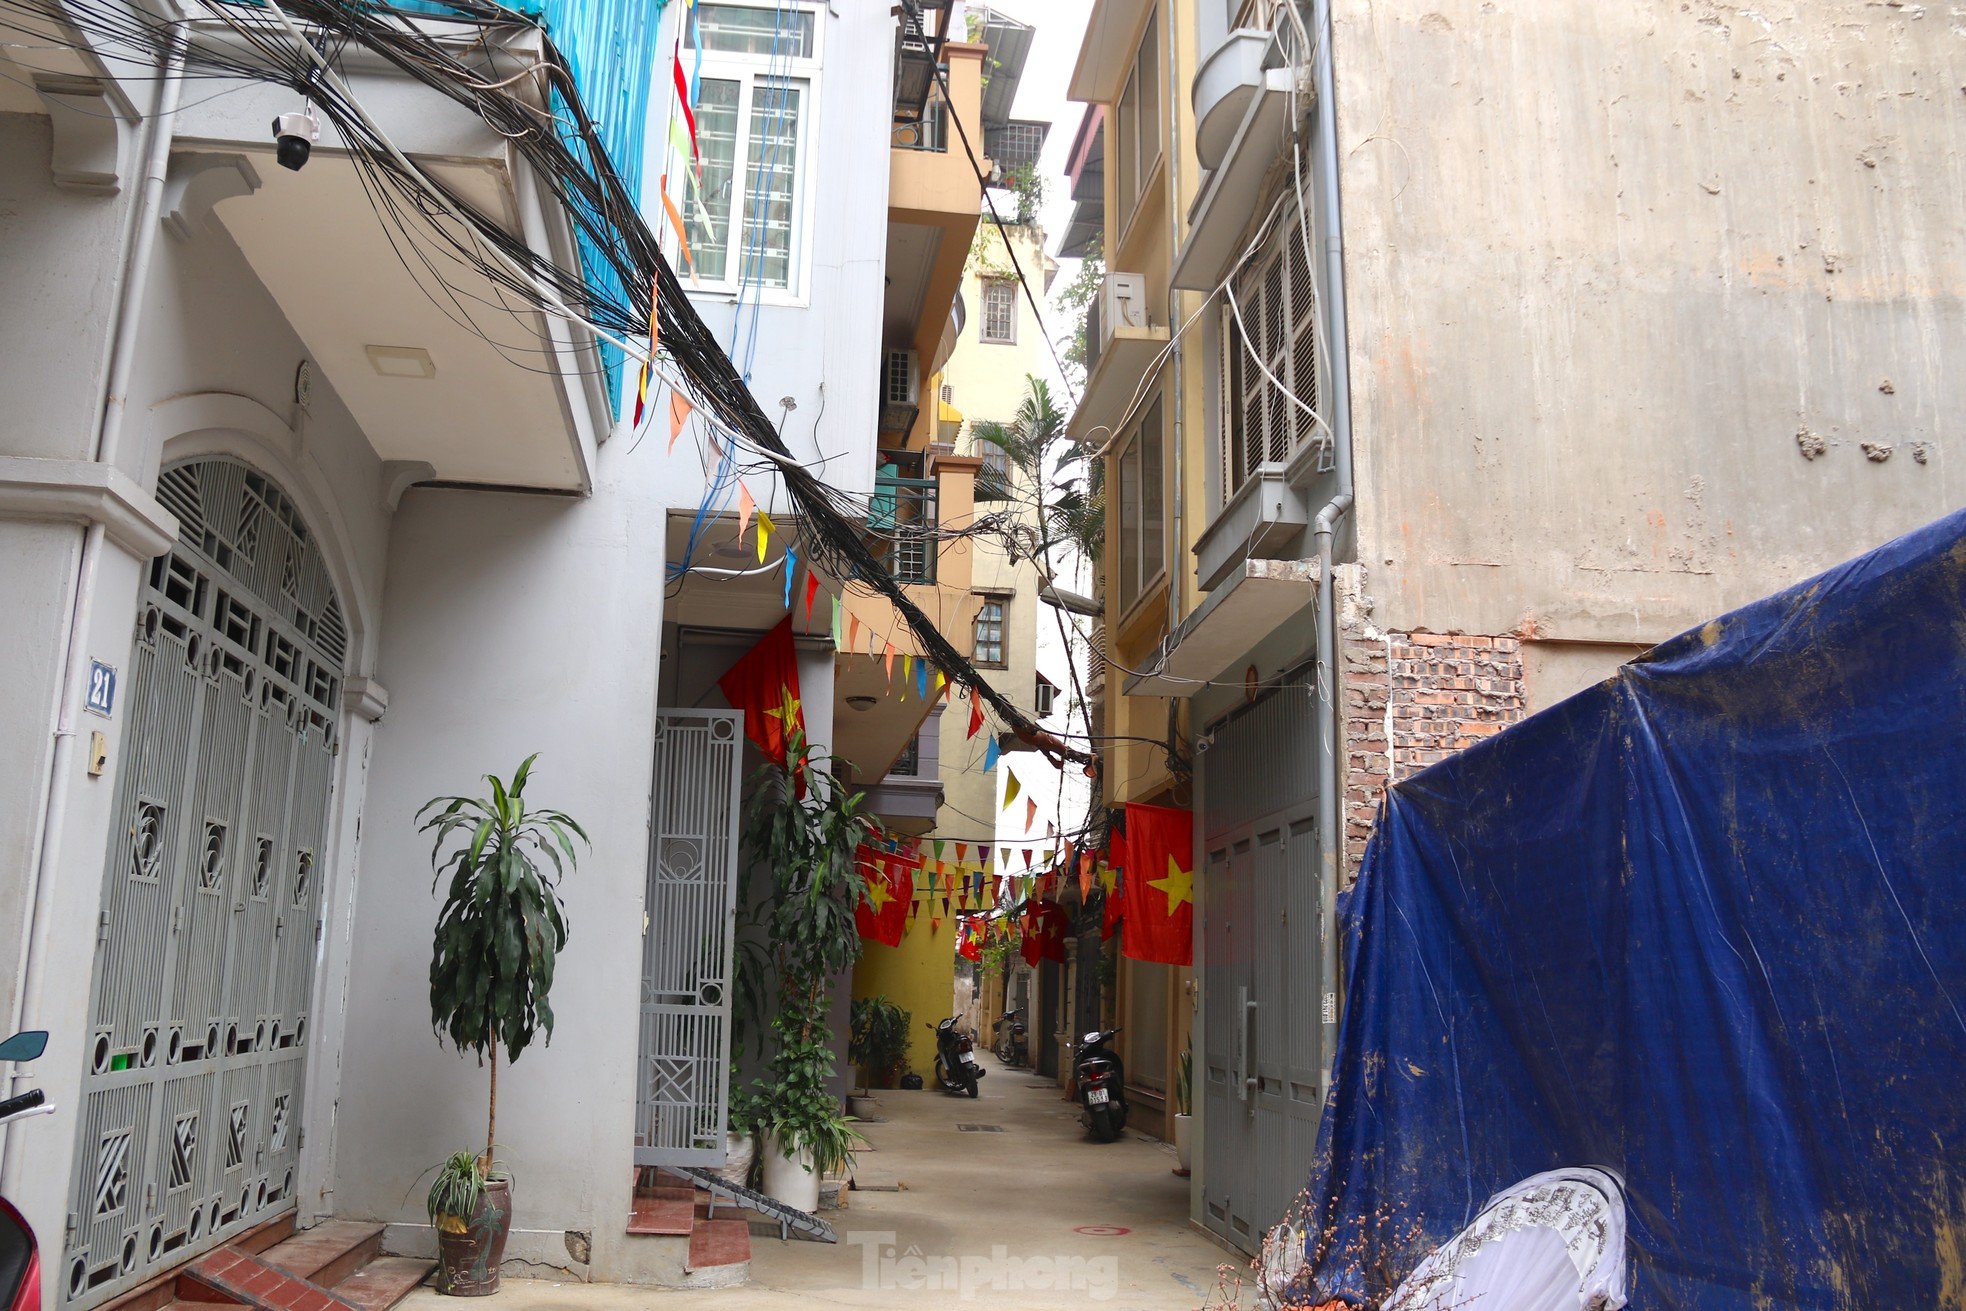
[408,1053,1238,1310]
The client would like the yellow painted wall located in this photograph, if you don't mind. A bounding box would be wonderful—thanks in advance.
[851,916,959,1078]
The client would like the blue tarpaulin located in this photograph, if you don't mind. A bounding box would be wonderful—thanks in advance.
[1306,511,1966,1309]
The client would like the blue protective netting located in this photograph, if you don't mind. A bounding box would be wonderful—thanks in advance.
[1305,509,1966,1309]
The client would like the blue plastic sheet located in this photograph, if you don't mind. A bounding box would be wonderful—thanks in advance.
[1305,511,1966,1309]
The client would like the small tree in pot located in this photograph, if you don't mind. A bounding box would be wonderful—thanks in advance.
[419,756,585,1296]
[849,995,911,1090]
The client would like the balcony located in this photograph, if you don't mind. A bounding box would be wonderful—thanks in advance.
[1172,32,1302,292]
[859,714,945,836]
[1193,29,1268,170]
[888,36,985,400]
[1065,277,1168,444]
[869,472,939,585]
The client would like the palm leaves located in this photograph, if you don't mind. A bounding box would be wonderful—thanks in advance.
[970,376,1104,569]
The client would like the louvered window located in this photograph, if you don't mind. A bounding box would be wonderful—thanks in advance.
[1221,209,1325,505]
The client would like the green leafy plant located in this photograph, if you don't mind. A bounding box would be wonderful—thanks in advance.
[740,733,878,1179]
[849,995,912,1084]
[1176,1039,1193,1117]
[427,1150,503,1233]
[419,755,586,1167]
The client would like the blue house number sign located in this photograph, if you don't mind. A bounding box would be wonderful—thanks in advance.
[85,661,117,718]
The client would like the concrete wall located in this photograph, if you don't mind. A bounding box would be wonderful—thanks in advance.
[1334,0,1965,646]
[331,470,666,1280]
[638,2,892,505]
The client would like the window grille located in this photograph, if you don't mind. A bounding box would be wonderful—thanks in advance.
[973,600,1006,667]
[1222,207,1325,503]
[981,280,1017,343]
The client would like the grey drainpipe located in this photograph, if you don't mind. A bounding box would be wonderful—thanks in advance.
[1311,0,1355,1098]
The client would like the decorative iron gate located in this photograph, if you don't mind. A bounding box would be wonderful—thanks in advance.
[634,710,743,1166]
[65,459,345,1307]
[1199,676,1324,1253]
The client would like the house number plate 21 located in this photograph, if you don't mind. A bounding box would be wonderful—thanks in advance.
[85,660,117,718]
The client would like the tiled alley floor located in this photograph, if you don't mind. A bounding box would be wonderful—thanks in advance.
[407,1053,1249,1308]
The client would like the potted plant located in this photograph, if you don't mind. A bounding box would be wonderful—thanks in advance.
[721,1079,763,1187]
[1173,1039,1194,1177]
[418,756,585,1296]
[741,734,876,1209]
[849,995,911,1090]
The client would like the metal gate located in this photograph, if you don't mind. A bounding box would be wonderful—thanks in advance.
[634,710,743,1166]
[65,459,345,1306]
[1199,678,1325,1253]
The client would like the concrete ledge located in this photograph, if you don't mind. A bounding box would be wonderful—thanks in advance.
[0,456,178,557]
[1124,557,1319,697]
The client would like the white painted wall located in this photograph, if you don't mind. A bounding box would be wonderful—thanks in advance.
[635,1,894,511]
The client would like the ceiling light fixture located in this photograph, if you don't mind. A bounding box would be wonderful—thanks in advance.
[364,345,437,379]
[845,695,878,712]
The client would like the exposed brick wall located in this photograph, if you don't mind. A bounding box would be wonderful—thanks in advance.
[1334,570,1527,884]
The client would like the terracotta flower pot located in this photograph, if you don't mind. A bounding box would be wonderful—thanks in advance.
[435,1177,511,1296]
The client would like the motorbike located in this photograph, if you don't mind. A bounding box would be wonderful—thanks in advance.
[991,1007,1029,1067]
[0,1030,53,1311]
[930,1017,984,1098]
[1074,1027,1128,1141]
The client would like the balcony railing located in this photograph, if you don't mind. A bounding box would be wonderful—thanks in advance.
[869,474,939,585]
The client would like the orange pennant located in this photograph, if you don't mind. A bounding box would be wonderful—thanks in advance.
[668,390,694,454]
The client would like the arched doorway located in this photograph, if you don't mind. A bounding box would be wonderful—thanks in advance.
[63,458,346,1307]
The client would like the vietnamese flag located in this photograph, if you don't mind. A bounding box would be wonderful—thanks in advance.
[718,617,804,767]
[1120,803,1193,965]
[1020,898,1069,966]
[854,848,912,948]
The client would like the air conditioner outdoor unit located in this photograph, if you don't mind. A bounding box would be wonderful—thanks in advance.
[1086,272,1147,380]
[884,348,920,406]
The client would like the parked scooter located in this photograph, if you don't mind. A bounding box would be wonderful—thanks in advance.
[1074,1027,1128,1141]
[991,1007,1029,1067]
[930,1017,984,1098]
[0,1030,53,1311]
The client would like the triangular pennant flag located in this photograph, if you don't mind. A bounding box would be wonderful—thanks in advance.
[983,736,1001,772]
[1023,849,1033,869]
[668,390,694,454]
[916,658,929,700]
[884,642,896,682]
[783,547,796,609]
[979,845,991,864]
[934,670,947,698]
[736,483,755,540]
[967,695,985,739]
[934,840,946,860]
[1079,865,1093,902]
[1026,796,1038,831]
[955,843,967,862]
[804,571,820,622]
[658,175,695,273]
[1003,770,1022,810]
[848,612,861,653]
[755,510,775,562]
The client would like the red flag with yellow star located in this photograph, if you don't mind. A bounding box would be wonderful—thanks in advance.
[854,848,913,948]
[718,617,804,768]
[1021,898,1069,966]
[1120,803,1194,965]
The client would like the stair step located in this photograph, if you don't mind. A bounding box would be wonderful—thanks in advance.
[329,1258,433,1311]
[686,1218,751,1272]
[627,1196,694,1237]
[261,1222,384,1289]
[182,1250,358,1311]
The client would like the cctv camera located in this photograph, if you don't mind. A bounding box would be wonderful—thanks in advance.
[272,110,319,172]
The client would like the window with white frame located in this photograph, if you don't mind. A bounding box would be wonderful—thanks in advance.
[1220,205,1322,505]
[675,2,819,293]
[981,279,1017,344]
[1116,393,1166,611]
[973,599,1007,667]
[1112,17,1161,229]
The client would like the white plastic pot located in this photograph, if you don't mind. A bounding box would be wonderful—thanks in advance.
[1173,1112,1193,1174]
[718,1131,755,1188]
[760,1134,821,1213]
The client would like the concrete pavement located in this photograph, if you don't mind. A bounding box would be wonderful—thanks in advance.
[410,1053,1249,1308]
